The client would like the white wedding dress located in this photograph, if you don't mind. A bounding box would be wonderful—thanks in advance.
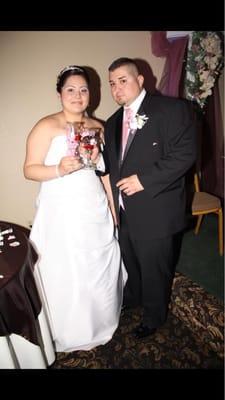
[30,134,127,352]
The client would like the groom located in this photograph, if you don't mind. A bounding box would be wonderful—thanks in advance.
[103,57,196,339]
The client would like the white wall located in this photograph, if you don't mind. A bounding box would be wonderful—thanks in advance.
[0,31,166,227]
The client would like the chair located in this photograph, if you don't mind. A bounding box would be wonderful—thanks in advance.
[191,173,224,256]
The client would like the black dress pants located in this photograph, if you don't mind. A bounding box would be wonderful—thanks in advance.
[119,208,182,329]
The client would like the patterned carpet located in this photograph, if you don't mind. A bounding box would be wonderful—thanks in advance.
[50,272,224,370]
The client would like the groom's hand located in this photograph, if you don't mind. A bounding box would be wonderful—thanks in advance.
[116,175,144,196]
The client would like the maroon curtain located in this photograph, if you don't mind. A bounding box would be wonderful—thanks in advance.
[201,80,224,202]
[151,31,224,203]
[151,31,188,97]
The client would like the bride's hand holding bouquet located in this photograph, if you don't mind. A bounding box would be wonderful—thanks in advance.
[57,155,84,177]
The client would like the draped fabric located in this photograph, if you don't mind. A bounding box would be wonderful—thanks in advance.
[201,80,224,201]
[151,31,224,202]
[151,31,188,97]
[0,221,41,345]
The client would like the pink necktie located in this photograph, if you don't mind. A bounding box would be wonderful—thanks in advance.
[122,108,133,158]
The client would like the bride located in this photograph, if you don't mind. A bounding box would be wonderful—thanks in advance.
[24,65,127,352]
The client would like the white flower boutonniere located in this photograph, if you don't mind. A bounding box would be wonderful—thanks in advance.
[129,114,149,131]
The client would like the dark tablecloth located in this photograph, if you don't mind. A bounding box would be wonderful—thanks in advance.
[0,221,42,345]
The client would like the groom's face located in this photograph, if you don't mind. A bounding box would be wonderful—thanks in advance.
[109,65,144,107]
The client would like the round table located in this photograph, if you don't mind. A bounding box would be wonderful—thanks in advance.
[0,221,55,369]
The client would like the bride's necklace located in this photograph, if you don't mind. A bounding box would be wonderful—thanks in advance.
[66,119,84,125]
[63,110,85,126]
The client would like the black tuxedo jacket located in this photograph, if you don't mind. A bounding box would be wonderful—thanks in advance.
[104,93,197,240]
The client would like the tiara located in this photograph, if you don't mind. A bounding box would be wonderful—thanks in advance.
[57,65,84,82]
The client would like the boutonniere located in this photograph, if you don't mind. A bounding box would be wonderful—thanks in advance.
[129,113,149,131]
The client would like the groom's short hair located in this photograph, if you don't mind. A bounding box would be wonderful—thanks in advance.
[108,58,140,75]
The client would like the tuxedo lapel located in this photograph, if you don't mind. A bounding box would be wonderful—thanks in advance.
[122,129,136,160]
[122,93,151,163]
[115,110,123,168]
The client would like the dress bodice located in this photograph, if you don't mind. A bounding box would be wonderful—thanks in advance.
[44,135,68,165]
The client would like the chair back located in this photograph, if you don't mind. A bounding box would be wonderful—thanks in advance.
[191,172,223,256]
[194,173,200,192]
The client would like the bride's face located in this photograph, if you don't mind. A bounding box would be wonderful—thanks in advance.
[60,75,90,114]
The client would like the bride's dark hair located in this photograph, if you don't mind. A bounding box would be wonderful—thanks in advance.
[56,65,90,93]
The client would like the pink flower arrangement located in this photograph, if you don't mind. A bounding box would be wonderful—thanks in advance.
[66,123,102,157]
